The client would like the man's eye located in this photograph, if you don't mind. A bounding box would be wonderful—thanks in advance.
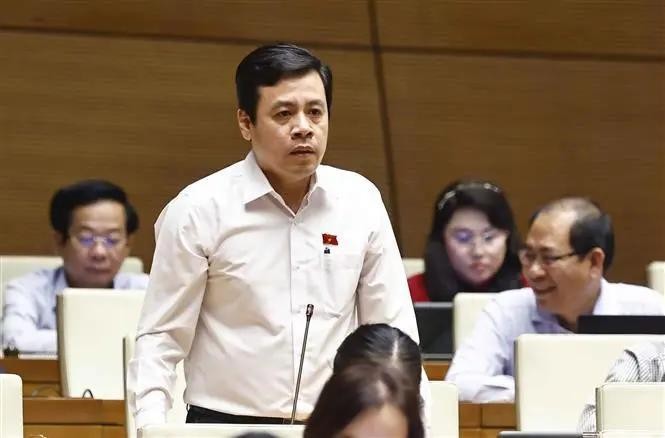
[309,108,323,117]
[276,110,291,118]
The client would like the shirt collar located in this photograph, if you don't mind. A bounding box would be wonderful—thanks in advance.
[241,151,330,205]
[531,278,608,326]
[54,266,69,295]
[54,265,118,293]
[591,278,612,313]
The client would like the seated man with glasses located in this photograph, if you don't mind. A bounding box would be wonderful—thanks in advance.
[445,197,664,402]
[2,180,148,354]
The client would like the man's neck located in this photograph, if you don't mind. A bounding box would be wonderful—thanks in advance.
[556,282,602,332]
[267,174,312,214]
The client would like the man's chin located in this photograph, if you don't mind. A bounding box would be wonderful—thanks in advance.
[81,276,115,289]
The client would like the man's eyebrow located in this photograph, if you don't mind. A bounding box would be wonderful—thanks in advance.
[306,99,326,107]
[269,99,296,110]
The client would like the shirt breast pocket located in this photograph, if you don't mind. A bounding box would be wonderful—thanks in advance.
[319,252,363,315]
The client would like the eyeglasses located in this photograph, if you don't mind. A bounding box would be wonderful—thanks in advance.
[73,233,126,250]
[518,249,579,267]
[448,229,508,248]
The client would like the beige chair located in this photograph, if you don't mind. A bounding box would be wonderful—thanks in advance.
[596,382,665,432]
[452,292,495,351]
[124,334,188,438]
[138,424,305,438]
[57,288,146,399]
[647,261,665,296]
[429,380,459,438]
[515,334,663,431]
[0,374,23,438]
[0,255,144,325]
[403,257,425,277]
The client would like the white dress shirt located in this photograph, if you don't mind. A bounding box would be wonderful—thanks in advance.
[2,266,148,354]
[128,152,421,428]
[445,280,664,402]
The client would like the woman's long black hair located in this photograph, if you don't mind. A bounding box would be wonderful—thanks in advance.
[423,180,522,301]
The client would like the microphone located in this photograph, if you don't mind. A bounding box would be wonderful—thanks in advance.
[290,303,314,424]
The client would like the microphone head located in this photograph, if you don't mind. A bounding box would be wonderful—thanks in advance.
[306,304,314,317]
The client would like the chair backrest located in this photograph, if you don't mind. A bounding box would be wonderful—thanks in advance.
[124,334,188,438]
[0,374,23,438]
[403,257,425,277]
[0,255,144,327]
[138,424,305,438]
[647,261,665,296]
[452,292,495,351]
[57,288,146,399]
[515,334,663,431]
[596,382,665,432]
[429,380,459,438]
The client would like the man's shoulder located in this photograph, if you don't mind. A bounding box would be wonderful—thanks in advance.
[626,339,665,360]
[604,281,664,310]
[6,267,59,292]
[165,161,244,214]
[318,165,379,196]
[181,161,243,199]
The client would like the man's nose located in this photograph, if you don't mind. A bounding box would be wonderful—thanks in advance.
[524,260,546,279]
[89,240,109,258]
[291,113,313,138]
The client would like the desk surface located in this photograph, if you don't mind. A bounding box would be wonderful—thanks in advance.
[0,357,451,384]
[22,397,515,427]
[7,358,514,437]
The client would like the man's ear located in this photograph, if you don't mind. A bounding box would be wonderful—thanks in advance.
[588,247,605,279]
[237,109,253,142]
[124,234,135,251]
[53,231,66,255]
[120,234,133,259]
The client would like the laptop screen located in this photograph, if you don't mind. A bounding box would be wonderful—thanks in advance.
[577,315,665,335]
[413,302,453,360]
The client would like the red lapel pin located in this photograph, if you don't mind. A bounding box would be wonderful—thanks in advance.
[322,233,338,246]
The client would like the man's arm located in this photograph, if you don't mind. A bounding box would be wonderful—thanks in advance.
[353,184,430,422]
[577,342,663,432]
[3,277,57,353]
[355,184,419,341]
[444,299,514,402]
[127,195,210,429]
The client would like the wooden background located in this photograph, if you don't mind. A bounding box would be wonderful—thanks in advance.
[1,1,663,284]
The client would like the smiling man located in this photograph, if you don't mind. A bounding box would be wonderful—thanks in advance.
[128,44,421,428]
[2,180,148,354]
[445,197,664,402]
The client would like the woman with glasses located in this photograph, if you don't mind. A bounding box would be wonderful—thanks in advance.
[409,180,524,302]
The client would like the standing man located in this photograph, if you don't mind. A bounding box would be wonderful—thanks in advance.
[128,43,421,427]
[446,197,664,402]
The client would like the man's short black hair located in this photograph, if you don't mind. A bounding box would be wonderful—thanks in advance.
[235,43,333,123]
[530,197,614,271]
[49,180,139,240]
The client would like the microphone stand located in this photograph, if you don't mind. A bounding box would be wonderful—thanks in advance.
[290,304,314,424]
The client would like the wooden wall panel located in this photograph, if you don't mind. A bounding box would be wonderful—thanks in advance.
[0,0,372,46]
[0,31,387,269]
[383,52,665,284]
[375,0,665,57]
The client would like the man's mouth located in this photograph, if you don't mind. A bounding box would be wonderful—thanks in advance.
[291,145,315,155]
[533,286,556,295]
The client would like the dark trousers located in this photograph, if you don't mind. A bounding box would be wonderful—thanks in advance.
[186,405,301,424]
